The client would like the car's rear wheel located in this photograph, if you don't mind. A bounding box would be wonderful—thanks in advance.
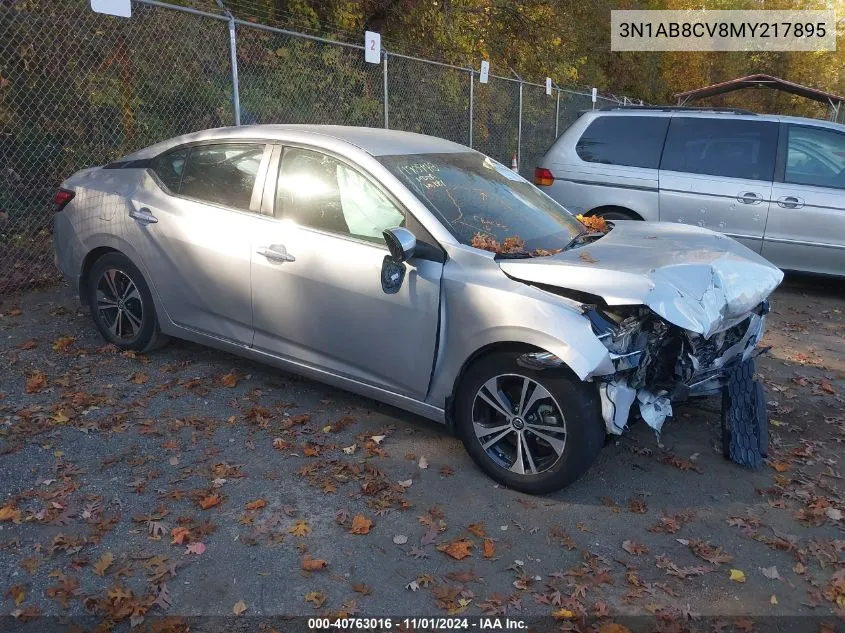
[455,351,606,494]
[87,252,167,352]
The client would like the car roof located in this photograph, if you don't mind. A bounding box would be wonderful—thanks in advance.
[585,108,845,131]
[119,125,472,162]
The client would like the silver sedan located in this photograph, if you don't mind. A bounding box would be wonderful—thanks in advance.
[53,125,783,493]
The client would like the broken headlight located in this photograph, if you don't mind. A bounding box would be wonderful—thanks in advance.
[585,307,650,371]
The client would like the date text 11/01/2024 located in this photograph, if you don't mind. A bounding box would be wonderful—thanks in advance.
[308,617,528,630]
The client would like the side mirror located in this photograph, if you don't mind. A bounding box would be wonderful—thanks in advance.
[383,227,416,262]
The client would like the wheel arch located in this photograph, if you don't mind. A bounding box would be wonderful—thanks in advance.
[79,246,119,306]
[585,205,643,221]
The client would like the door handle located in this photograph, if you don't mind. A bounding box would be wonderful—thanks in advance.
[736,192,763,205]
[777,196,804,209]
[129,207,158,224]
[257,245,295,263]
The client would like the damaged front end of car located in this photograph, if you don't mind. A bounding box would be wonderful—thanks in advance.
[588,300,769,437]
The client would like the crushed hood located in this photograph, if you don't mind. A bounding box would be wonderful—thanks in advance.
[499,222,784,338]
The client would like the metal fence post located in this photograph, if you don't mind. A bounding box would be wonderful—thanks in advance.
[517,79,523,169]
[227,17,241,125]
[554,89,560,138]
[468,68,474,148]
[383,52,389,129]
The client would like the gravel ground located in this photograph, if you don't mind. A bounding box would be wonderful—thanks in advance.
[0,276,843,633]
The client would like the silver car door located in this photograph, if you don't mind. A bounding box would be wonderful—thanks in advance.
[763,122,845,275]
[658,116,778,253]
[123,142,271,345]
[250,146,443,400]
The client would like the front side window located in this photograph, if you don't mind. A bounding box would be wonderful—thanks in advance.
[276,147,404,243]
[661,117,778,181]
[576,116,669,169]
[784,125,845,189]
[178,143,265,210]
[378,152,583,252]
[151,148,189,193]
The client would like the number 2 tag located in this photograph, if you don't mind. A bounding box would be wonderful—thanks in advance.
[365,31,381,64]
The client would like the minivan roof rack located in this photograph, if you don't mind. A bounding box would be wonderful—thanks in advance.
[599,105,758,115]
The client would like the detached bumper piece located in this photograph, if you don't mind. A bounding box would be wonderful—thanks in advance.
[721,358,768,469]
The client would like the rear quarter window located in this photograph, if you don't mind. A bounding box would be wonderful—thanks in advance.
[575,115,669,169]
[151,149,189,193]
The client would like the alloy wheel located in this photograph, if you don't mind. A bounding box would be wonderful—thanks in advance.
[96,268,144,341]
[471,373,567,475]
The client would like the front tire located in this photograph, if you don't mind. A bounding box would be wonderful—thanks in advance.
[87,252,167,352]
[455,351,606,494]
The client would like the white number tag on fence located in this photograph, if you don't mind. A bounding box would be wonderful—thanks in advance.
[591,87,597,103]
[90,0,131,17]
[479,60,489,84]
[364,31,381,64]
[546,77,552,95]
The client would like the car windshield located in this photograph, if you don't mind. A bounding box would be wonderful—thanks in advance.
[377,152,583,253]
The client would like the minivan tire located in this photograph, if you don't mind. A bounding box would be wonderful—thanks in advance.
[455,351,606,494]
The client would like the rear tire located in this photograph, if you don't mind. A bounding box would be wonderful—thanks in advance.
[455,351,606,494]
[87,252,168,353]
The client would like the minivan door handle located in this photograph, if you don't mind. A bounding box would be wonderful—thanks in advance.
[777,196,805,209]
[737,192,763,205]
[257,245,295,263]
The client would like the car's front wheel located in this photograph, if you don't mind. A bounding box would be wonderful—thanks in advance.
[87,252,167,352]
[455,350,606,494]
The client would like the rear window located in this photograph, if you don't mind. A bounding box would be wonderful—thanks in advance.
[660,117,778,182]
[575,115,669,169]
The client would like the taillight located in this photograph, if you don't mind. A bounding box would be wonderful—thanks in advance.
[534,167,554,186]
[52,189,75,212]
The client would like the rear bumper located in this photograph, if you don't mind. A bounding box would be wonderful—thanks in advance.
[52,213,84,296]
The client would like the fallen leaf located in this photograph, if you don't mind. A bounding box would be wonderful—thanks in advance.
[579,251,598,264]
[130,372,149,385]
[599,625,631,633]
[370,435,386,445]
[393,535,408,545]
[304,591,326,608]
[350,514,373,535]
[342,444,357,454]
[170,527,190,545]
[622,540,649,555]
[772,462,790,472]
[25,371,46,394]
[232,600,247,616]
[552,608,575,619]
[93,552,114,576]
[793,562,806,575]
[467,522,487,538]
[0,505,22,523]
[352,582,372,595]
[6,585,26,606]
[185,543,206,555]
[52,336,75,352]
[760,566,781,580]
[483,538,495,559]
[301,555,327,571]
[418,456,429,469]
[244,499,266,511]
[819,379,836,395]
[826,508,842,521]
[288,520,312,536]
[397,479,412,488]
[770,595,778,604]
[221,372,238,388]
[437,538,473,560]
[198,494,220,510]
[730,569,746,583]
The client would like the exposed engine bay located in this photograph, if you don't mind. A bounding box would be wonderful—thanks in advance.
[587,300,769,436]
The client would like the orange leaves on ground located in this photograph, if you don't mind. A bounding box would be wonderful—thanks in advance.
[288,520,312,536]
[771,461,791,472]
[221,371,239,388]
[349,514,373,535]
[0,504,22,523]
[25,371,46,394]
[483,538,495,559]
[185,542,206,555]
[93,552,114,576]
[437,538,473,560]
[198,494,220,510]
[244,499,266,511]
[6,585,26,606]
[301,555,328,571]
[304,591,327,608]
[622,540,649,555]
[130,372,149,385]
[52,336,75,352]
[552,608,575,620]
[575,213,609,233]
[467,522,487,538]
[170,527,191,545]
[232,600,247,616]
[19,339,38,350]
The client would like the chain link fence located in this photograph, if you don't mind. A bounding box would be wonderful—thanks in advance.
[0,0,632,295]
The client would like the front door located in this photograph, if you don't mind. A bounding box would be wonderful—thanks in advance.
[658,116,778,253]
[250,146,443,399]
[125,142,269,345]
[763,123,845,275]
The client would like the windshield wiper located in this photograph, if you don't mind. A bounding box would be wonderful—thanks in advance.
[494,252,533,260]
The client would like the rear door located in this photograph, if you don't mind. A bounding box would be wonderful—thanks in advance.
[125,142,270,344]
[763,123,845,275]
[250,145,443,399]
[658,116,778,253]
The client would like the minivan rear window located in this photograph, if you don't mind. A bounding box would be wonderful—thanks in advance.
[575,116,669,169]
[661,117,778,182]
